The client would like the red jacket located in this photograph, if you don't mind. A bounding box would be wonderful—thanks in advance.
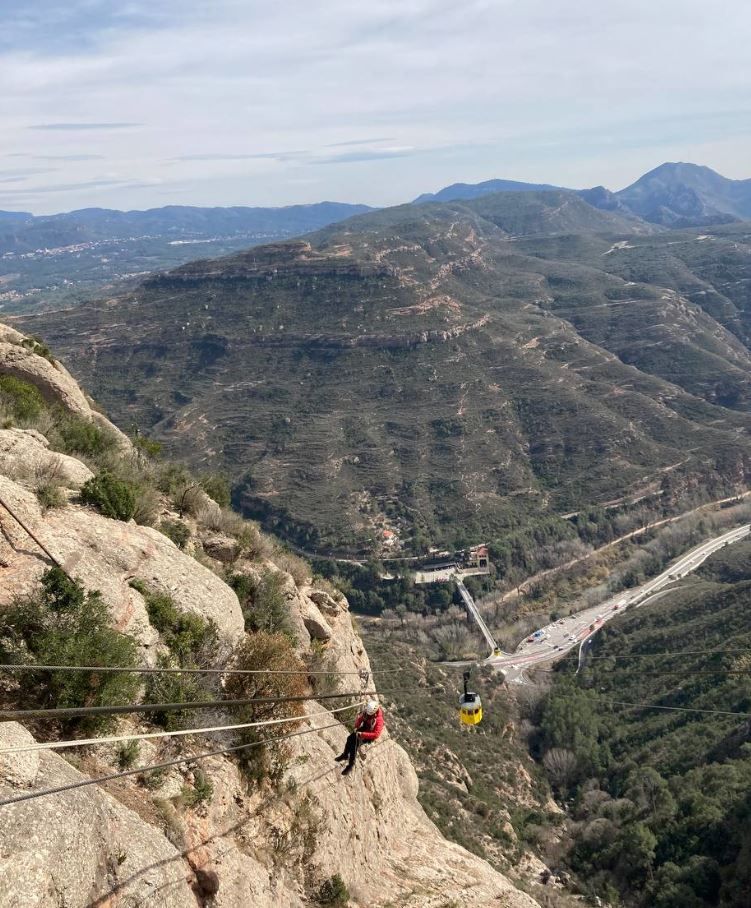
[355,708,384,742]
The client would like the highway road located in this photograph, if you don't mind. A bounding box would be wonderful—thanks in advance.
[476,523,750,683]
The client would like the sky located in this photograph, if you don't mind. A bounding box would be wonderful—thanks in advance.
[1,0,750,214]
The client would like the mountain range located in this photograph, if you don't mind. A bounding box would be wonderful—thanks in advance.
[417,162,751,228]
[0,202,373,255]
[19,186,751,555]
[4,163,751,315]
[0,201,372,313]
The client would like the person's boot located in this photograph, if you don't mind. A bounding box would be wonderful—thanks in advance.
[342,763,354,776]
[334,753,347,762]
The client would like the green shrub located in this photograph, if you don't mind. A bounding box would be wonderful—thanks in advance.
[179,768,213,807]
[159,519,191,549]
[80,471,137,521]
[57,415,117,457]
[142,656,209,730]
[200,474,231,508]
[118,740,140,769]
[134,434,163,458]
[36,483,66,512]
[316,874,349,907]
[131,581,218,664]
[20,335,54,362]
[140,767,168,790]
[156,463,193,496]
[229,570,293,636]
[131,483,160,527]
[0,375,44,421]
[225,631,309,785]
[0,567,139,730]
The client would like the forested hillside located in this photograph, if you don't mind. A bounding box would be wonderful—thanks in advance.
[535,539,751,906]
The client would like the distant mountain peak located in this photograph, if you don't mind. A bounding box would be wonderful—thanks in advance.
[615,162,751,227]
[414,177,562,204]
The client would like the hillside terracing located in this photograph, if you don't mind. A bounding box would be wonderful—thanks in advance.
[19,193,751,555]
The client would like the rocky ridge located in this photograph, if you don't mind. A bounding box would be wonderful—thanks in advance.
[0,325,539,907]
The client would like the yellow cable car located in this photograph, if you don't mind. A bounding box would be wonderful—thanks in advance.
[459,670,483,726]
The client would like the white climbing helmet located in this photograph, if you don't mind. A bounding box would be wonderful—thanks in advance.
[364,699,379,716]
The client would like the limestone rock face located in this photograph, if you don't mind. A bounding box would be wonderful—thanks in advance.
[0,341,93,417]
[0,328,130,449]
[0,723,197,908]
[0,428,94,490]
[0,476,244,649]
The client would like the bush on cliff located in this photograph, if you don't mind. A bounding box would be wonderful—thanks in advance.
[225,631,311,784]
[0,567,139,731]
[80,471,137,521]
[229,570,293,637]
[0,375,44,422]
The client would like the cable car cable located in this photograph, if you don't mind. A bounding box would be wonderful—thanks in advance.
[0,684,441,721]
[0,662,403,677]
[0,703,358,756]
[603,699,751,719]
[0,719,346,809]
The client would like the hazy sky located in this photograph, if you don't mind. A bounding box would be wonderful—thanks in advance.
[2,0,750,214]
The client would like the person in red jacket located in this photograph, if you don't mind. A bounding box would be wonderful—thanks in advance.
[335,699,384,775]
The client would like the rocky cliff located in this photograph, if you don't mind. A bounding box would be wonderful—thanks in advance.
[0,325,538,908]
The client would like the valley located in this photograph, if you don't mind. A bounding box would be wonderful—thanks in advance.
[4,164,751,908]
[17,189,751,561]
[0,202,370,313]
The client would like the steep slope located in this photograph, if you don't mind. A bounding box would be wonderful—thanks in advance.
[614,162,751,227]
[19,191,751,555]
[0,325,539,908]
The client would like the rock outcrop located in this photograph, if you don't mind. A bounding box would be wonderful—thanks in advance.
[0,475,245,650]
[0,325,538,908]
[0,428,93,490]
[0,723,197,908]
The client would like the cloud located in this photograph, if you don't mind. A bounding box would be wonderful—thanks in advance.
[0,167,58,178]
[0,178,134,195]
[174,151,308,162]
[28,122,140,131]
[315,147,419,165]
[325,137,396,147]
[1,0,750,212]
[34,153,107,161]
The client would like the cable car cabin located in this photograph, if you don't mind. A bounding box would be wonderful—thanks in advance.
[459,690,483,726]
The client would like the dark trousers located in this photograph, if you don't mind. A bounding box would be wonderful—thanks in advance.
[342,731,362,768]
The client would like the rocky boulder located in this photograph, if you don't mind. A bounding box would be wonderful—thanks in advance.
[201,533,239,564]
[0,341,92,417]
[0,722,197,908]
[0,428,93,490]
[0,476,244,651]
